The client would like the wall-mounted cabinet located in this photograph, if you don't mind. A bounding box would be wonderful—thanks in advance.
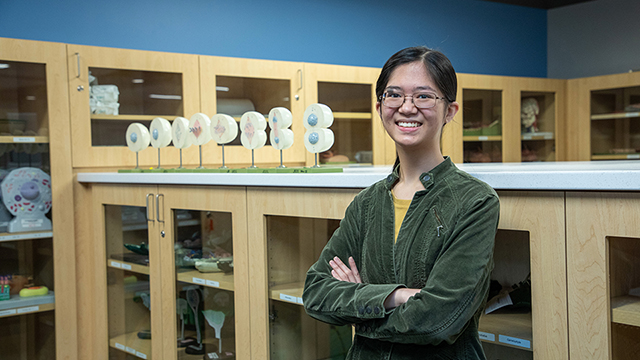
[0,37,76,360]
[567,71,640,161]
[303,63,387,166]
[200,56,305,167]
[67,44,201,169]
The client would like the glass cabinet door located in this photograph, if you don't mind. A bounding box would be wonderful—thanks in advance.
[303,63,384,166]
[0,37,75,360]
[159,186,249,360]
[200,56,305,168]
[247,188,359,359]
[462,88,504,163]
[590,86,640,160]
[68,44,200,168]
[93,185,162,360]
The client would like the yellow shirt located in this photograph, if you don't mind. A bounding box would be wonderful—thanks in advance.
[392,191,412,243]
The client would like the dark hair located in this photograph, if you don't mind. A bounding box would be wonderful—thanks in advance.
[376,47,457,171]
[375,46,457,103]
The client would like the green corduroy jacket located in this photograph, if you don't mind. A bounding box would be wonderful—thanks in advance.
[303,157,500,360]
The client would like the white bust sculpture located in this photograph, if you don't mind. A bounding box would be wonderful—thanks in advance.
[521,98,539,133]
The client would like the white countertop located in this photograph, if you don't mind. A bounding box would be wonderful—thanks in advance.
[77,161,640,191]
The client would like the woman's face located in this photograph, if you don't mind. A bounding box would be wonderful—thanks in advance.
[377,61,458,152]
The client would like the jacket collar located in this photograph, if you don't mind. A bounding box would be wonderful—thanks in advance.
[384,156,456,191]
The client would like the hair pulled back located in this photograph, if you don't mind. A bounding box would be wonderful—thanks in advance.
[375,46,457,104]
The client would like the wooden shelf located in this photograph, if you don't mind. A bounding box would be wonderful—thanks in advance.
[109,332,151,359]
[269,282,304,305]
[0,135,49,144]
[0,230,53,243]
[333,112,372,120]
[591,112,640,120]
[591,154,640,160]
[91,114,179,121]
[107,259,150,275]
[612,296,640,327]
[176,269,235,291]
[478,310,532,351]
[463,135,502,142]
[0,291,55,318]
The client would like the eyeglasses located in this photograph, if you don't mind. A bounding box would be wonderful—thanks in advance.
[380,91,446,109]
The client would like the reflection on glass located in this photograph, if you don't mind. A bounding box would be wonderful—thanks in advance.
[104,205,152,359]
[0,60,51,171]
[480,229,532,359]
[591,86,640,159]
[608,236,640,358]
[318,82,373,164]
[266,216,352,360]
[463,89,502,163]
[174,210,236,359]
[215,76,290,147]
[88,68,183,147]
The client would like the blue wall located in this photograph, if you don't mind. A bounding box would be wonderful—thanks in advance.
[0,0,547,77]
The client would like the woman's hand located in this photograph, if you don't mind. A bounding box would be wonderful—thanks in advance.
[329,256,362,284]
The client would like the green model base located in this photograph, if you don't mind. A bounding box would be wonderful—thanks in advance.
[118,166,344,173]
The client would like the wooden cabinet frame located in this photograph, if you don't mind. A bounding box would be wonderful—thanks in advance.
[0,37,77,360]
[302,63,388,165]
[200,56,306,167]
[67,44,201,169]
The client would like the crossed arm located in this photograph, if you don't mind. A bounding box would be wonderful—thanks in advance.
[329,256,421,310]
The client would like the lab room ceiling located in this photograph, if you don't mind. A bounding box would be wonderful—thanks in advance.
[481,0,595,9]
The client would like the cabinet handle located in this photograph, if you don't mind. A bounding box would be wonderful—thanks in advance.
[156,194,165,223]
[146,193,155,222]
[297,69,303,91]
[75,52,80,78]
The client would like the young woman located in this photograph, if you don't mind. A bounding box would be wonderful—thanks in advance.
[302,46,500,359]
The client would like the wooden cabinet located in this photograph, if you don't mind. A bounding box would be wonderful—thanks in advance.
[246,187,359,359]
[303,63,389,165]
[200,56,306,167]
[87,184,250,359]
[67,45,201,169]
[0,37,76,360]
[567,72,640,161]
[567,192,640,360]
[445,74,566,163]
[485,191,567,359]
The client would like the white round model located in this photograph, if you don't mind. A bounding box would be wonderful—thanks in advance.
[210,114,239,144]
[171,117,192,149]
[1,167,52,232]
[304,128,334,154]
[303,103,334,129]
[126,123,151,153]
[188,113,212,146]
[149,117,172,148]
[268,107,294,150]
[239,111,267,150]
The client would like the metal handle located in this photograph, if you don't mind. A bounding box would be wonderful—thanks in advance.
[297,69,303,91]
[155,194,164,223]
[75,52,80,78]
[146,193,155,222]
